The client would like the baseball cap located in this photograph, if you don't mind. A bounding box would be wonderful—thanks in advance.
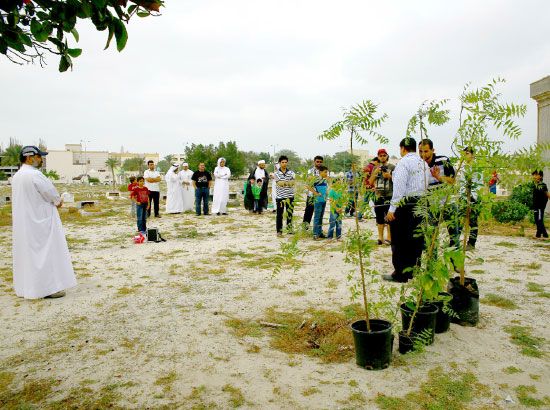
[21,145,48,157]
[377,148,388,156]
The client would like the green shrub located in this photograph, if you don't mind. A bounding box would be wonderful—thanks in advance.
[88,177,100,183]
[510,182,534,209]
[119,184,128,192]
[491,200,529,223]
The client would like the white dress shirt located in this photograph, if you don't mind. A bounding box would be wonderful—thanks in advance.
[389,152,431,212]
[143,169,160,192]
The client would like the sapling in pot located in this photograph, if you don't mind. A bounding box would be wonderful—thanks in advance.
[319,100,395,369]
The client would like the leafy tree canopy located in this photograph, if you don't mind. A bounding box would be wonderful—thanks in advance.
[184,141,247,176]
[0,140,22,166]
[324,151,360,173]
[121,156,144,173]
[0,0,163,71]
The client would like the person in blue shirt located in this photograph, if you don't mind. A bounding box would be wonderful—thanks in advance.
[312,166,329,240]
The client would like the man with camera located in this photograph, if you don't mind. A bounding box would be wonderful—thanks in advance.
[368,149,394,245]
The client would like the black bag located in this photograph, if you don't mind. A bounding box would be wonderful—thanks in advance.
[147,228,166,243]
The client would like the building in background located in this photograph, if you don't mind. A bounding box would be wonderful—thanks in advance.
[45,144,160,184]
[530,75,550,187]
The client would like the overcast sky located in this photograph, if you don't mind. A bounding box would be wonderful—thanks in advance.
[1,0,549,159]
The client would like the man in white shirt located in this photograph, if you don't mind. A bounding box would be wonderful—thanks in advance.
[11,146,77,299]
[384,137,431,283]
[143,160,161,218]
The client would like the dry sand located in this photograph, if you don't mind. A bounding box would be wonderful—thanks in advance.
[0,183,549,409]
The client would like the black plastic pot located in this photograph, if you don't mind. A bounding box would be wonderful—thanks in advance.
[400,303,438,345]
[398,331,416,354]
[431,292,452,334]
[350,319,393,370]
[448,277,479,326]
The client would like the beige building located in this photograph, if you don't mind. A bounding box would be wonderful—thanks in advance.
[46,144,160,184]
[347,148,372,167]
[530,75,550,186]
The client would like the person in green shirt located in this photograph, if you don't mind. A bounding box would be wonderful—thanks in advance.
[252,178,263,214]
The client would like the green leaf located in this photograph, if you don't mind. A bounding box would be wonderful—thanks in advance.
[67,48,82,58]
[59,55,72,72]
[128,4,138,14]
[104,23,114,50]
[137,11,150,17]
[71,28,79,42]
[113,19,128,51]
[0,38,8,55]
[19,32,32,47]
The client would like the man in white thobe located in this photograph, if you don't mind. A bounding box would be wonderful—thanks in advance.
[212,157,231,215]
[12,146,77,299]
[165,164,184,213]
[179,163,194,212]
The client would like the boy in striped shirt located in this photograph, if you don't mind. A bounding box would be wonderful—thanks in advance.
[274,155,296,236]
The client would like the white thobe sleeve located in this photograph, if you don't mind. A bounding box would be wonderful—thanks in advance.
[33,173,61,206]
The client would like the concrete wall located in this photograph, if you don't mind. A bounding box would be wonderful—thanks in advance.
[530,76,550,186]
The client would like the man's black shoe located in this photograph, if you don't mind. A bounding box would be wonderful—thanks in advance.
[382,274,408,283]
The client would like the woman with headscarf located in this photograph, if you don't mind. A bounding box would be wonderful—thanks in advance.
[179,162,195,212]
[212,157,231,215]
[165,163,184,213]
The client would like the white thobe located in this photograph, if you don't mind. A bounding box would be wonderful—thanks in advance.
[179,169,195,212]
[11,164,76,299]
[165,169,184,213]
[212,166,231,213]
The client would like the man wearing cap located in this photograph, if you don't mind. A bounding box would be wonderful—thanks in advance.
[368,149,395,245]
[246,160,269,211]
[11,146,77,299]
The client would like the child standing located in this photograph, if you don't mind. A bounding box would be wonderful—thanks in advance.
[313,166,329,240]
[252,179,263,214]
[328,179,345,240]
[532,170,549,239]
[128,176,138,217]
[130,177,150,235]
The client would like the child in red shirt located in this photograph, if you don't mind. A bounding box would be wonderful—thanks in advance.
[130,177,150,234]
[128,176,138,217]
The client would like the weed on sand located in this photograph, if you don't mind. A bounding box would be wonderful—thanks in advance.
[481,293,518,310]
[260,305,362,363]
[503,325,546,358]
[375,365,490,410]
[515,385,550,408]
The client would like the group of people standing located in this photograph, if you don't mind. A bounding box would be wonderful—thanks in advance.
[127,158,233,234]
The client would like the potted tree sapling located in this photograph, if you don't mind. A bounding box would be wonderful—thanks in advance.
[396,100,458,353]
[449,79,528,326]
[319,100,394,370]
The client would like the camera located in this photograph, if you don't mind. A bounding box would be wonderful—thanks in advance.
[380,166,388,172]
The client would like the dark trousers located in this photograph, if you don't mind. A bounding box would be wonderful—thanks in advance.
[534,209,548,238]
[147,190,160,217]
[303,196,314,224]
[345,191,358,216]
[277,197,294,233]
[195,187,209,215]
[389,199,424,281]
[136,203,147,233]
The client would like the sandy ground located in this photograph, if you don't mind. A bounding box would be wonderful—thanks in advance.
[0,183,549,409]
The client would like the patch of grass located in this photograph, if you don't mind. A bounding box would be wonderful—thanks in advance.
[116,285,141,296]
[246,344,260,353]
[0,377,59,408]
[504,278,521,283]
[217,249,255,259]
[225,318,263,338]
[302,387,320,396]
[503,366,523,374]
[0,205,12,227]
[515,385,550,407]
[503,325,545,358]
[495,241,518,248]
[375,366,489,410]
[347,391,366,404]
[470,269,485,274]
[261,306,360,363]
[222,384,245,408]
[290,290,306,297]
[154,371,177,393]
[527,282,544,293]
[481,293,518,310]
[48,383,129,409]
[0,371,15,391]
[326,279,338,290]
